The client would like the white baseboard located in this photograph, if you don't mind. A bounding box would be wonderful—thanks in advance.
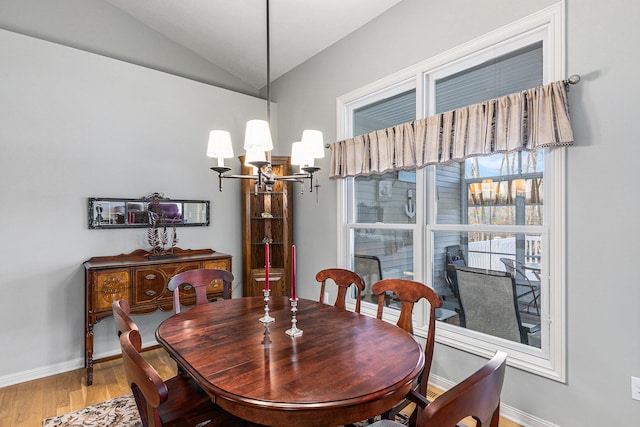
[0,339,159,388]
[0,358,84,388]
[429,374,559,427]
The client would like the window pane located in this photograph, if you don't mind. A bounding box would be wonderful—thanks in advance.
[434,231,542,348]
[354,89,416,136]
[435,42,543,112]
[465,152,545,179]
[352,229,414,304]
[467,177,543,226]
[355,171,416,224]
[352,88,417,224]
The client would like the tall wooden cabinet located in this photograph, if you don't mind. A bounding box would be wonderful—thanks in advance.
[241,156,293,297]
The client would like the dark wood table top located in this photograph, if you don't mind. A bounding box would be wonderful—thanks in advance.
[156,296,424,426]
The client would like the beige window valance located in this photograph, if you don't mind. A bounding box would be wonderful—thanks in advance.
[329,80,574,179]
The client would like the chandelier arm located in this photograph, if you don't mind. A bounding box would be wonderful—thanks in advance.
[224,174,260,180]
[276,177,306,183]
[277,174,309,179]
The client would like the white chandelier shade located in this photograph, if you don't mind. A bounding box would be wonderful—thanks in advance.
[301,129,325,160]
[244,119,274,152]
[207,130,234,167]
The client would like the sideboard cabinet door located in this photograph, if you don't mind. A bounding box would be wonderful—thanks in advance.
[90,269,131,314]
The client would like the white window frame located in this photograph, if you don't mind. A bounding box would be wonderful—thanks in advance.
[336,3,566,381]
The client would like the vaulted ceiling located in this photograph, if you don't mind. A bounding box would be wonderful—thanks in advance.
[105,0,404,90]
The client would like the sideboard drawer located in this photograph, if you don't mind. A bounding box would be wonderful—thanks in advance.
[203,258,230,270]
[132,262,200,305]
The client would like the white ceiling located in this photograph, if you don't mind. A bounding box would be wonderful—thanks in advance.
[105,0,404,90]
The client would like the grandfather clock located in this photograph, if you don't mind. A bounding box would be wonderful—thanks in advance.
[240,155,293,297]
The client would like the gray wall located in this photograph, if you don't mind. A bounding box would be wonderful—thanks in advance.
[0,28,267,380]
[1,0,639,424]
[271,0,640,425]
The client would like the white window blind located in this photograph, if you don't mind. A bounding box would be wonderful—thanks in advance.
[435,42,543,113]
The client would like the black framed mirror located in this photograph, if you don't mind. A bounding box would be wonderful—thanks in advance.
[88,194,210,229]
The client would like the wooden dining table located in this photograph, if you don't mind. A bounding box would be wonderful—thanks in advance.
[156,296,424,426]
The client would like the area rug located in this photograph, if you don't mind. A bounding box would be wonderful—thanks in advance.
[42,393,392,426]
[42,394,142,426]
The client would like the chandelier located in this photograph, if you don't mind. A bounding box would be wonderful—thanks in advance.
[207,0,323,192]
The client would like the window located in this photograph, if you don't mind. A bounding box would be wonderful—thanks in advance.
[337,4,566,381]
[344,83,418,307]
[432,43,544,349]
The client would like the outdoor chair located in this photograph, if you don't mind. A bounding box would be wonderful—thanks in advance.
[454,265,539,345]
[354,254,384,302]
[500,257,540,315]
[442,245,466,322]
[445,245,466,265]
[441,268,466,327]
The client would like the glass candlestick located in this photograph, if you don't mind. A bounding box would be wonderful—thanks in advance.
[259,289,275,324]
[285,298,303,337]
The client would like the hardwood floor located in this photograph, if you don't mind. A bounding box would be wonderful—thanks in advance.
[0,348,521,427]
[0,348,176,427]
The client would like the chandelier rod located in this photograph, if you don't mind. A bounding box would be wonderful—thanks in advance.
[208,0,322,193]
[265,0,271,163]
[266,0,271,124]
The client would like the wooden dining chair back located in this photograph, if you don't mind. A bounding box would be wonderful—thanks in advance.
[370,351,507,427]
[167,268,233,314]
[112,299,141,351]
[119,329,261,427]
[417,350,507,427]
[371,278,442,424]
[316,268,366,313]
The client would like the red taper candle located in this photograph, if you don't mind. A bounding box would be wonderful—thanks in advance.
[264,242,269,291]
[291,245,296,300]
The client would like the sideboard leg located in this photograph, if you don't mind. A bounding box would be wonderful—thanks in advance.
[85,325,94,386]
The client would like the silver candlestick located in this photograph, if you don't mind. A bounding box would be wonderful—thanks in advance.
[259,289,275,324]
[285,298,303,337]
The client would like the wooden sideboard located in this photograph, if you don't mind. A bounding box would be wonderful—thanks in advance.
[83,247,232,385]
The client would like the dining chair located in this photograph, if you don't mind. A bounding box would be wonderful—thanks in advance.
[454,265,539,345]
[167,268,233,314]
[315,268,366,313]
[112,299,141,350]
[119,329,264,427]
[371,278,442,425]
[368,351,507,427]
[499,257,540,315]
